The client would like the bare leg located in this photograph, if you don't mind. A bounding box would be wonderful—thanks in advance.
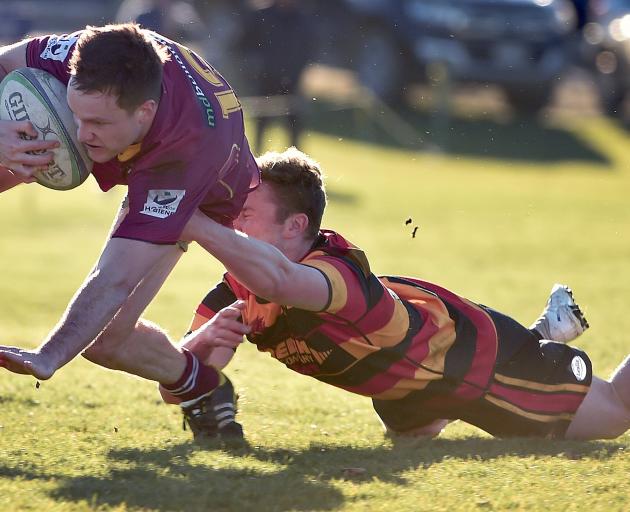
[565,356,630,440]
[82,245,185,384]
[85,318,185,384]
[612,355,630,410]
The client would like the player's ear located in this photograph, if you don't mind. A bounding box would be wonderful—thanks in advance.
[284,212,309,239]
[135,99,157,123]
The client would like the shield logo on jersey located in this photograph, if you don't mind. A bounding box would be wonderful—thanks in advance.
[40,34,80,62]
[141,189,186,219]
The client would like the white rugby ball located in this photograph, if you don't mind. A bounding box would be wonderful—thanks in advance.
[0,68,92,190]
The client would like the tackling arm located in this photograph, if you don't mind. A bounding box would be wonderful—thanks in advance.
[185,211,329,311]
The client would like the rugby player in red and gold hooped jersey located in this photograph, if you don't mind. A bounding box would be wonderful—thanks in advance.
[164,147,630,442]
[0,24,257,438]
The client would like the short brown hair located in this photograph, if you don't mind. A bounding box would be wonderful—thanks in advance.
[69,23,169,112]
[257,147,327,239]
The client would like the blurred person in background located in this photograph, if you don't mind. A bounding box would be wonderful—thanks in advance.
[571,0,591,29]
[116,0,207,43]
[117,0,249,93]
[238,0,315,153]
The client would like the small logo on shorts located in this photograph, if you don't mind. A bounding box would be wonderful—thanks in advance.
[571,355,587,381]
[141,189,186,219]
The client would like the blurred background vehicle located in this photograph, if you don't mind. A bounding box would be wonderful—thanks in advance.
[0,4,34,43]
[309,0,579,114]
[1,0,621,125]
[582,0,630,117]
[0,0,118,42]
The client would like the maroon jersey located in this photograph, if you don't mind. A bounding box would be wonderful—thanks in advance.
[27,31,259,244]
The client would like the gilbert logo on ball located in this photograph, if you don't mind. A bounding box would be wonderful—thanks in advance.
[0,68,92,190]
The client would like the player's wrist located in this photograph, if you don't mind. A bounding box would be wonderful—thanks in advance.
[35,345,64,378]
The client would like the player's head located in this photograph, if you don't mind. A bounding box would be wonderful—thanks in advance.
[66,23,169,162]
[236,147,327,248]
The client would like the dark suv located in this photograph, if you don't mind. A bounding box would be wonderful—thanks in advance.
[321,0,578,113]
[582,0,630,117]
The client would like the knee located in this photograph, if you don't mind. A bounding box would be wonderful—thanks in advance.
[567,377,630,440]
[611,380,630,416]
[611,355,630,412]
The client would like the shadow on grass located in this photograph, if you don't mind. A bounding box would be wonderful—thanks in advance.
[0,437,625,510]
[302,100,611,166]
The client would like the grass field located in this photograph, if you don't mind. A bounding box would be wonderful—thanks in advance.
[0,111,629,511]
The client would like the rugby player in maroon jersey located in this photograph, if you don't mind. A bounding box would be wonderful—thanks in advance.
[0,23,257,439]
[163,147,630,441]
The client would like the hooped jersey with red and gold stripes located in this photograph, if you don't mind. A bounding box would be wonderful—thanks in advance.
[194,230,499,401]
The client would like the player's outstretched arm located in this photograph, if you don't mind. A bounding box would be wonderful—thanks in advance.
[0,40,60,180]
[0,238,178,380]
[183,210,330,311]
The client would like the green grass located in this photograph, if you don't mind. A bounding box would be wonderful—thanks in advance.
[1,113,630,511]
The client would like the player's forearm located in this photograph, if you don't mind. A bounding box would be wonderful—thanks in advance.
[0,39,29,81]
[36,268,135,372]
[0,53,10,82]
[0,62,8,83]
[194,219,294,302]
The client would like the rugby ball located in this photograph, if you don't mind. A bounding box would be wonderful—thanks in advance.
[0,68,92,190]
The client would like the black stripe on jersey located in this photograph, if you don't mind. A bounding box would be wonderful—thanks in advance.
[342,259,385,313]
[300,263,333,312]
[361,274,388,317]
[249,307,326,350]
[313,243,384,314]
[439,300,478,382]
[201,281,238,313]
[382,276,478,384]
[316,300,425,387]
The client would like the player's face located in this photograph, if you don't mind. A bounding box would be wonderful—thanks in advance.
[67,82,153,163]
[235,183,286,247]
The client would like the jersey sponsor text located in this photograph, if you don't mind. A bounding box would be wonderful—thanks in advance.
[141,189,186,219]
